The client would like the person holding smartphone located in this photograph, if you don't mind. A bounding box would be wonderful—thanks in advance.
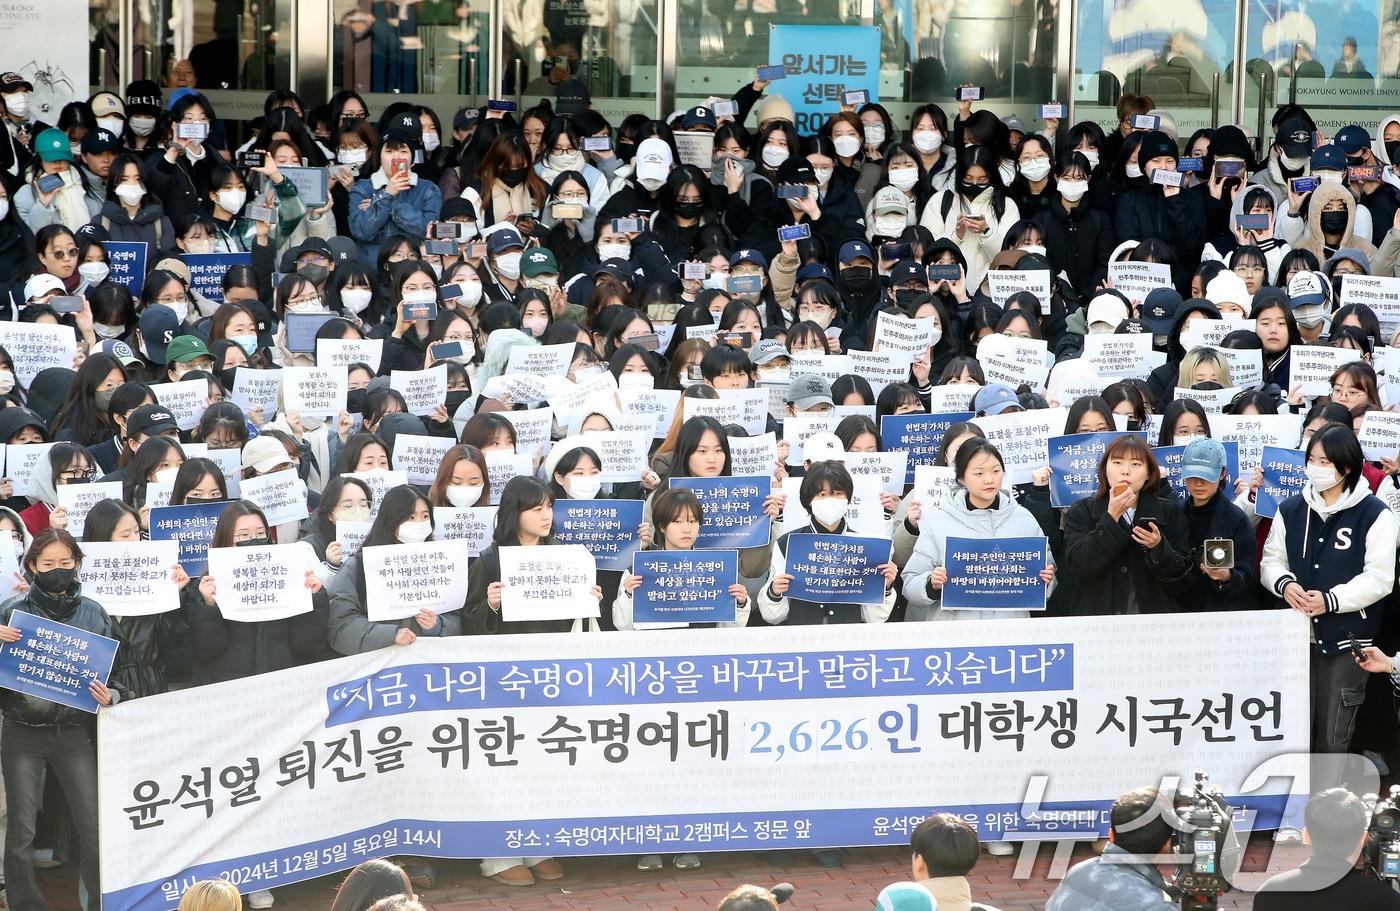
[348,112,444,267]
[14,129,101,233]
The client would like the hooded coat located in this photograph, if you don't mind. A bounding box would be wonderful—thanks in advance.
[87,199,176,255]
[1296,179,1377,263]
[1200,184,1293,277]
[1031,195,1116,298]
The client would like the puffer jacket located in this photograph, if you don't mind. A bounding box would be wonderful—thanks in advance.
[1294,179,1377,263]
[902,486,1056,621]
[1032,197,1116,299]
[1045,844,1176,911]
[87,199,177,256]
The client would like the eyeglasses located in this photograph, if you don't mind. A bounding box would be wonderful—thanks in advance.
[797,305,832,318]
[60,468,96,481]
[49,248,79,259]
[1331,384,1367,401]
[550,146,575,155]
[232,531,269,543]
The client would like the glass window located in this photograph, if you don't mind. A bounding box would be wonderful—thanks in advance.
[333,0,489,98]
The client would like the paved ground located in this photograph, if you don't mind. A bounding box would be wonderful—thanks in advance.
[34,835,1313,910]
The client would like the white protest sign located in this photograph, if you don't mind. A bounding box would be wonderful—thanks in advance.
[282,366,348,421]
[0,536,19,602]
[390,365,448,417]
[0,323,77,386]
[1289,345,1361,397]
[79,540,181,617]
[204,446,242,497]
[391,434,456,485]
[1173,385,1242,413]
[927,384,978,413]
[549,372,619,423]
[1107,261,1173,301]
[673,131,715,170]
[716,388,770,436]
[506,343,574,377]
[686,322,718,344]
[153,379,207,432]
[8,443,55,498]
[342,469,409,520]
[1047,359,1107,408]
[1342,275,1400,335]
[317,338,384,373]
[230,368,283,416]
[334,520,372,559]
[789,353,852,385]
[362,542,472,621]
[500,407,554,459]
[727,432,778,479]
[238,469,307,526]
[986,270,1051,307]
[839,450,908,495]
[1359,412,1400,461]
[874,312,936,357]
[481,373,564,405]
[912,464,959,530]
[973,407,1068,486]
[1208,346,1263,389]
[782,413,838,465]
[975,334,1050,392]
[1214,413,1304,475]
[484,452,535,504]
[619,388,683,439]
[1083,333,1154,380]
[432,506,498,558]
[57,481,122,538]
[582,431,649,483]
[206,542,315,621]
[499,544,598,622]
[848,350,908,397]
[1180,319,1256,352]
[145,481,174,511]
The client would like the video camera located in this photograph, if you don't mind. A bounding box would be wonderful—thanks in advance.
[1363,786,1400,882]
[1171,770,1236,911]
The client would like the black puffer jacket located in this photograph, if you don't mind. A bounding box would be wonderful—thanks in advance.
[184,571,335,685]
[1113,183,1208,294]
[1032,198,1116,298]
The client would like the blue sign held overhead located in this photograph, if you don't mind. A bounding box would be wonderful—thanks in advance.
[0,609,118,713]
[552,499,644,572]
[668,476,772,549]
[785,533,891,605]
[768,25,881,135]
[632,550,739,624]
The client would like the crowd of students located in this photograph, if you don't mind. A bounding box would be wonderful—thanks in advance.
[2,64,1400,910]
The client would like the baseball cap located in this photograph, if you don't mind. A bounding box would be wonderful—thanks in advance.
[1001,115,1027,135]
[1180,438,1228,482]
[803,431,844,463]
[751,339,790,366]
[90,92,125,119]
[81,128,122,154]
[327,236,359,264]
[838,240,875,265]
[167,87,197,110]
[1086,293,1129,331]
[871,185,908,216]
[22,274,63,303]
[973,383,1021,416]
[1286,270,1328,309]
[634,137,674,184]
[0,73,33,93]
[165,335,212,366]
[384,112,419,145]
[484,225,525,254]
[730,248,768,270]
[594,259,634,285]
[776,158,816,186]
[138,305,181,363]
[153,257,192,286]
[1334,125,1370,155]
[1140,287,1184,335]
[126,404,178,438]
[787,375,833,410]
[889,260,926,286]
[555,79,591,118]
[796,262,834,284]
[241,436,293,474]
[1276,113,1315,158]
[1310,144,1345,172]
[452,107,480,131]
[521,248,558,278]
[95,339,142,368]
[681,105,717,130]
[34,129,73,163]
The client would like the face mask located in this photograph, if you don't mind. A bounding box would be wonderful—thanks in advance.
[494,252,522,279]
[217,188,247,213]
[567,475,603,500]
[1279,152,1309,170]
[1319,171,1345,184]
[618,372,654,390]
[1173,433,1205,446]
[810,497,848,527]
[129,116,157,137]
[428,260,444,279]
[32,567,75,595]
[1021,244,1047,257]
[548,150,582,171]
[873,215,907,237]
[421,131,441,152]
[70,142,83,158]
[231,334,258,355]
[840,266,874,294]
[78,262,110,285]
[912,130,942,154]
[500,167,528,188]
[1082,149,1100,170]
[598,242,631,262]
[333,505,371,524]
[833,135,861,159]
[339,147,368,167]
[0,200,8,222]
[235,537,268,548]
[674,200,704,219]
[1387,140,1400,165]
[336,288,371,314]
[183,238,215,255]
[928,325,944,346]
[446,484,484,508]
[638,176,666,192]
[115,184,145,206]
[154,467,179,486]
[888,167,919,191]
[1305,463,1343,492]
[298,264,329,285]
[961,181,989,198]
[286,298,324,314]
[456,282,484,308]
[93,389,113,413]
[95,117,124,136]
[522,315,548,336]
[5,94,29,118]
[1059,178,1089,201]
[758,367,790,384]
[1019,159,1052,182]
[761,145,789,168]
[0,370,14,395]
[396,520,432,543]
[1125,163,1143,179]
[1320,211,1348,235]
[813,167,833,186]
[864,124,886,147]
[166,300,189,324]
[93,323,124,340]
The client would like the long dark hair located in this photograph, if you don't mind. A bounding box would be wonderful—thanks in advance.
[313,476,374,544]
[330,859,415,911]
[493,475,554,546]
[50,353,125,445]
[670,416,731,481]
[170,457,228,505]
[122,435,185,506]
[210,501,270,549]
[81,499,141,543]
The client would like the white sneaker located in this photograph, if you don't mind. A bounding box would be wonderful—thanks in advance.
[1273,826,1303,844]
[987,841,1015,856]
[248,890,274,909]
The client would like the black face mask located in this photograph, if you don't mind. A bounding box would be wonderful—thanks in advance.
[218,367,239,390]
[1387,140,1400,165]
[616,140,637,163]
[346,388,368,414]
[298,264,329,285]
[961,182,990,197]
[64,476,91,486]
[894,288,923,308]
[1331,274,1347,298]
[33,567,76,595]
[839,266,874,294]
[235,537,268,548]
[500,167,527,188]
[444,389,471,415]
[1320,211,1349,235]
[673,200,704,219]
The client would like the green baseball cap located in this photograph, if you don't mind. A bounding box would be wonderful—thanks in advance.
[34,129,73,163]
[165,335,212,367]
[521,248,559,278]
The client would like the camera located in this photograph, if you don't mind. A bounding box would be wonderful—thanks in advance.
[1363,786,1400,880]
[1172,770,1236,911]
[1203,539,1234,570]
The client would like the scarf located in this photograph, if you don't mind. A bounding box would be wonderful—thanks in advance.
[48,169,92,232]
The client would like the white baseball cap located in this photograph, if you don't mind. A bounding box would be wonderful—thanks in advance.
[634,137,674,184]
[23,274,63,303]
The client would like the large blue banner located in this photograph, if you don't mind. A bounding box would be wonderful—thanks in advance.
[880,412,974,485]
[0,609,118,713]
[942,536,1049,611]
[1257,446,1307,519]
[633,550,739,624]
[552,499,644,572]
[149,502,228,576]
[668,476,771,549]
[785,533,891,604]
[1048,432,1148,507]
[768,25,881,134]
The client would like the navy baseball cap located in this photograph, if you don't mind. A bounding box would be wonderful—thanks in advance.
[1139,287,1183,335]
[889,260,926,286]
[81,128,122,154]
[838,241,875,264]
[681,106,717,130]
[1334,125,1370,155]
[730,248,768,270]
[1310,144,1346,172]
[485,226,525,254]
[138,305,180,363]
[796,262,834,284]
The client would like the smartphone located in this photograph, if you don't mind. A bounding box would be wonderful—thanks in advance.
[48,295,84,314]
[431,222,461,240]
[611,217,644,234]
[881,243,914,261]
[1216,160,1245,178]
[1133,516,1157,530]
[718,331,753,349]
[841,89,869,107]
[1151,168,1183,187]
[681,261,707,281]
[285,312,337,353]
[430,341,465,361]
[36,173,63,194]
[1131,114,1160,130]
[1290,176,1318,193]
[778,223,812,242]
[927,263,961,283]
[630,332,661,351]
[686,364,703,381]
[647,303,681,322]
[583,136,610,152]
[424,239,457,256]
[466,241,487,259]
[400,300,439,322]
[237,150,266,168]
[487,99,518,112]
[776,184,809,199]
[176,122,209,141]
[757,64,787,82]
[1038,103,1065,119]
[248,204,275,222]
[1176,156,1204,172]
[1236,213,1270,231]
[552,202,585,219]
[1348,165,1382,182]
[711,100,738,118]
[958,85,984,101]
[439,283,464,301]
[726,274,763,296]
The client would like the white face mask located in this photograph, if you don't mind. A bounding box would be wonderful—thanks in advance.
[217,188,247,214]
[78,262,110,285]
[928,325,943,346]
[598,242,631,262]
[494,251,522,279]
[1305,464,1342,491]
[115,184,146,207]
[93,322,124,340]
[833,135,861,159]
[0,200,8,222]
[813,167,833,187]
[333,505,371,524]
[758,367,790,384]
[1020,244,1047,257]
[397,520,433,543]
[339,147,368,167]
[549,150,583,172]
[154,467,179,486]
[340,288,372,313]
[1082,149,1100,170]
[456,282,484,308]
[446,484,484,507]
[761,145,789,168]
[286,298,324,314]
[4,93,29,118]
[97,116,124,134]
[129,116,157,137]
[1059,179,1089,201]
[810,497,848,527]
[1280,152,1310,170]
[1318,171,1345,184]
[402,289,437,305]
[428,260,443,279]
[888,167,919,191]
[912,130,942,154]
[167,300,189,324]
[184,238,215,254]
[1173,433,1205,446]
[421,131,441,152]
[567,475,603,500]
[1125,163,1143,179]
[618,372,654,390]
[864,124,886,147]
[70,143,82,158]
[1019,159,1052,182]
[0,370,15,394]
[873,215,907,237]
